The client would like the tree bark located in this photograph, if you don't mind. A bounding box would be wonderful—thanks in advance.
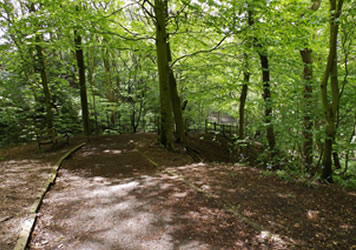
[320,0,344,182]
[300,49,314,171]
[169,71,185,142]
[87,48,98,134]
[249,6,276,151]
[239,53,249,139]
[258,52,276,151]
[74,30,90,136]
[154,0,174,149]
[164,5,184,143]
[102,48,114,102]
[238,9,254,140]
[102,48,118,126]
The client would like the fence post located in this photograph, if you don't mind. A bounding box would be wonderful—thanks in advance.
[214,122,216,131]
[205,120,208,133]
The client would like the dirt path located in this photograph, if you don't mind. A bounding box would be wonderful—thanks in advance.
[1,134,355,249]
[0,137,87,250]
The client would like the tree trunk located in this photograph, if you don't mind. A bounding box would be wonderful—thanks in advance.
[239,53,249,139]
[320,0,344,182]
[300,49,314,171]
[29,4,53,130]
[74,30,90,136]
[102,48,114,101]
[87,48,98,134]
[131,110,136,133]
[165,8,184,143]
[333,152,341,169]
[259,52,276,151]
[35,35,53,130]
[168,68,185,143]
[154,0,174,149]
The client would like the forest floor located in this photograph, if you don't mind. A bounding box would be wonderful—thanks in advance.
[0,133,355,249]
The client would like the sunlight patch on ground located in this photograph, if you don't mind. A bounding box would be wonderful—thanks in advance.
[339,223,353,230]
[241,209,255,217]
[83,180,140,199]
[256,230,285,245]
[276,192,296,199]
[34,171,215,249]
[103,149,122,154]
[178,240,210,250]
[78,150,97,157]
[201,185,211,191]
[160,183,173,190]
[347,191,356,197]
[307,210,319,220]
[176,162,206,170]
[173,191,187,198]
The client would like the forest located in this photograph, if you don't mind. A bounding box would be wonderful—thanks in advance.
[0,0,355,183]
[1,0,356,249]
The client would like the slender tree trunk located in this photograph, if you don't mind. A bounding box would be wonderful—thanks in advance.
[102,48,114,101]
[74,30,90,136]
[154,0,174,149]
[258,52,276,151]
[249,6,276,152]
[87,48,98,134]
[300,49,314,171]
[131,109,136,133]
[238,9,254,140]
[239,53,249,139]
[35,35,53,130]
[320,0,344,182]
[111,57,121,98]
[29,3,53,130]
[102,48,118,126]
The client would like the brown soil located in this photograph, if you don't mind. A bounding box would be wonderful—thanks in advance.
[0,136,87,250]
[1,133,355,249]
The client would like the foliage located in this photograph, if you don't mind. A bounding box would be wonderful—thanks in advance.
[0,0,355,182]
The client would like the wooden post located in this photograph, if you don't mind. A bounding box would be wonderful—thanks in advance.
[214,122,217,131]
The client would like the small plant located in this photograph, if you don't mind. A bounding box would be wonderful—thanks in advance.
[260,169,275,177]
[276,169,293,182]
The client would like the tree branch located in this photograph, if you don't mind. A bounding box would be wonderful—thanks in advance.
[171,35,228,67]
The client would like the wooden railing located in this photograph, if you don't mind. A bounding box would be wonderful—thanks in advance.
[205,120,238,136]
[101,116,238,137]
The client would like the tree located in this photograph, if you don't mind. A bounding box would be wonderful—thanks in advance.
[320,0,345,182]
[299,0,322,172]
[74,28,91,136]
[153,0,174,149]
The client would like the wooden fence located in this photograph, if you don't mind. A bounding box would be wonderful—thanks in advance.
[205,120,238,136]
[101,115,238,138]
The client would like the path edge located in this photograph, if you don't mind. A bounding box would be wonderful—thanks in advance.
[13,142,86,250]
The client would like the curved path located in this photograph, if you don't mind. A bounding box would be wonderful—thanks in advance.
[26,134,356,249]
